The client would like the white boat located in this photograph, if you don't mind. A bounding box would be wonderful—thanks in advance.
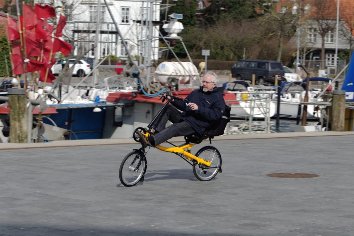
[273,77,333,119]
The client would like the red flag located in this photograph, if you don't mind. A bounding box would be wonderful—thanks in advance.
[36,19,54,41]
[25,29,42,57]
[55,14,66,37]
[10,44,24,75]
[26,59,44,72]
[53,38,72,56]
[22,4,37,30]
[35,4,56,19]
[43,39,53,53]
[39,68,56,83]
[7,17,20,41]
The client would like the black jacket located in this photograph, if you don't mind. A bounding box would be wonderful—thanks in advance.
[171,87,226,135]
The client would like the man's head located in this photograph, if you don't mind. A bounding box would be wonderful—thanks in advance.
[201,71,218,92]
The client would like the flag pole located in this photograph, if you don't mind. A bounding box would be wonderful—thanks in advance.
[17,0,28,94]
[6,14,16,79]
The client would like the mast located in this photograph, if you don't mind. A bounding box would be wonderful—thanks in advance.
[93,0,102,86]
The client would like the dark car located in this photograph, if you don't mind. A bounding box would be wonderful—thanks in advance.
[0,79,24,92]
[231,59,285,85]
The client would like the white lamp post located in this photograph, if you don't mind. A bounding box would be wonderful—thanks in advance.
[292,2,310,72]
[334,0,340,75]
[292,4,301,72]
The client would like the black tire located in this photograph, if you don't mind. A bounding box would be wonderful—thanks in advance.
[77,69,85,77]
[119,150,147,187]
[193,146,222,181]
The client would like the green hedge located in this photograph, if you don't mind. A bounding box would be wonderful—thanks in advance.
[0,37,11,77]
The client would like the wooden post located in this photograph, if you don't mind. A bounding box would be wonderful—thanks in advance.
[251,74,256,86]
[331,90,345,131]
[8,88,28,143]
[301,80,310,126]
[274,75,279,86]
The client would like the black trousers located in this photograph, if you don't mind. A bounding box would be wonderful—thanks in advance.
[152,105,195,145]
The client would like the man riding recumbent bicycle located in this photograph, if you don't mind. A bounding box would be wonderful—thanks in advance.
[119,71,231,187]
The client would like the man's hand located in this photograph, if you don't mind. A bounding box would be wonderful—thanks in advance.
[187,102,198,111]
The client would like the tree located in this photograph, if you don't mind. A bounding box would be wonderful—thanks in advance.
[0,36,11,77]
[339,1,354,58]
[199,0,259,27]
[165,0,197,26]
[310,0,337,69]
[259,4,297,62]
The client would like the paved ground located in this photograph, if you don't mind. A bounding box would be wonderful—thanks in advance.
[1,132,354,236]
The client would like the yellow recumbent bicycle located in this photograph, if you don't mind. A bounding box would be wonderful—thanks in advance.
[119,96,224,187]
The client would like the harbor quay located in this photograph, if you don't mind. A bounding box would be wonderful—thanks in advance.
[0,132,354,236]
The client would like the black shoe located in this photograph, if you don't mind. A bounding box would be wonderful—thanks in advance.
[137,131,149,148]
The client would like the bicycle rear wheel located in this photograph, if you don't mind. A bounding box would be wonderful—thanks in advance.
[193,146,222,181]
[119,150,147,187]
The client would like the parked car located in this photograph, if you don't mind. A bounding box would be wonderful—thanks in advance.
[231,59,285,85]
[0,79,24,92]
[283,66,302,82]
[51,59,92,77]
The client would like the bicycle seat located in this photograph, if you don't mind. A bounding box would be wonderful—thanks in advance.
[184,133,207,144]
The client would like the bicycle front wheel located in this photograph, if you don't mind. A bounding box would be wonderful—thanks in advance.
[193,146,222,181]
[119,150,147,187]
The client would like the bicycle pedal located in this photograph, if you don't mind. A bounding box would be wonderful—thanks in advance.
[219,167,223,173]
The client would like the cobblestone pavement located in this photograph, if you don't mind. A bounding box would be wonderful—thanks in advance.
[0,134,354,236]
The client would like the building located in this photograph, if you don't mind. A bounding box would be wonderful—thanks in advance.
[65,0,161,64]
[0,0,162,65]
[276,0,354,74]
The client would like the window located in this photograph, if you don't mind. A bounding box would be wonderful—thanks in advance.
[307,28,317,43]
[248,62,257,68]
[270,63,282,70]
[325,31,334,43]
[89,5,105,22]
[257,62,266,69]
[326,53,335,66]
[121,7,130,24]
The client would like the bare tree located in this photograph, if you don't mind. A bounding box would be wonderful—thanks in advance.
[339,3,354,58]
[259,5,297,62]
[310,0,337,69]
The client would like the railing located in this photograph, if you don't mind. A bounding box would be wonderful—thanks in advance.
[225,88,276,134]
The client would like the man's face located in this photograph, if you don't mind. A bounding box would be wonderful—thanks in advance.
[201,75,216,92]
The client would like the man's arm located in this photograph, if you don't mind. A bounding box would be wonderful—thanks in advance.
[196,94,225,122]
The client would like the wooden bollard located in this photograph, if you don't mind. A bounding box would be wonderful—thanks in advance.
[8,88,28,143]
[331,90,345,131]
[251,74,256,86]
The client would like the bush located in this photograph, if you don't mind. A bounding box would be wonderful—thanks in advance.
[0,37,11,77]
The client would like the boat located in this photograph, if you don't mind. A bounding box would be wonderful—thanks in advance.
[274,77,333,119]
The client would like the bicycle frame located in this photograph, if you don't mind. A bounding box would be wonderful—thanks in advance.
[142,132,211,167]
[141,96,212,167]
